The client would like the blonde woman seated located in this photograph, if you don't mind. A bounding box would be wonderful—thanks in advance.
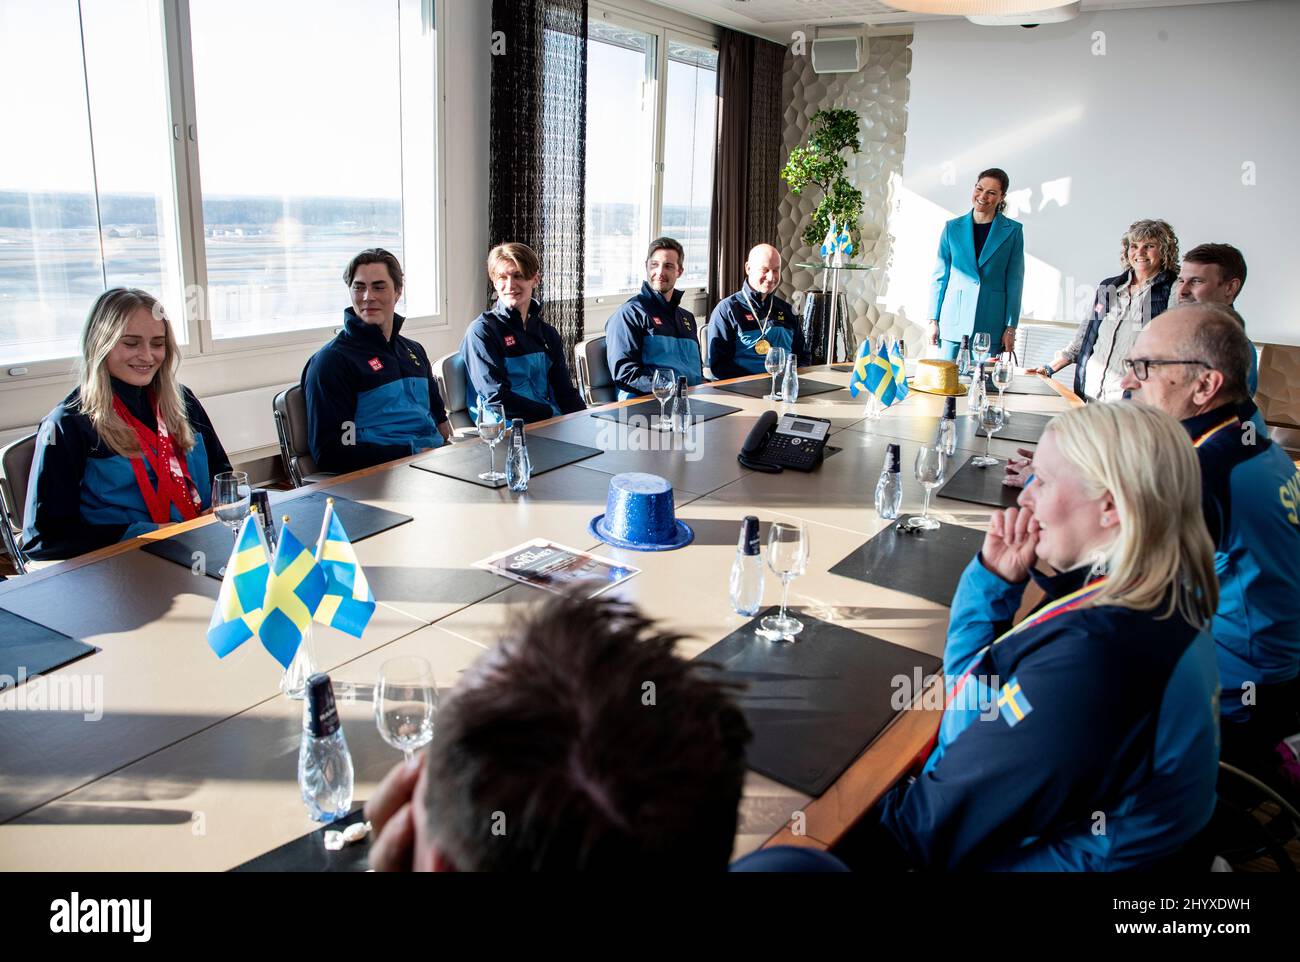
[864,403,1220,870]
[22,288,232,560]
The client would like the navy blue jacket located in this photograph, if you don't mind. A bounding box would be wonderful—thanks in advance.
[604,282,703,399]
[1186,400,1300,722]
[302,309,448,474]
[1073,269,1174,401]
[461,299,585,424]
[878,556,1219,870]
[706,282,809,380]
[22,379,231,560]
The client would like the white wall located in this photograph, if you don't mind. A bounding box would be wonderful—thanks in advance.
[890,0,1299,345]
[0,0,491,451]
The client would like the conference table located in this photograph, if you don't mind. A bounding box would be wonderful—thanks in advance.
[0,364,1079,870]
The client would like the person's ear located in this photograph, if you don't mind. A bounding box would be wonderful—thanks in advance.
[1098,491,1120,529]
[1193,368,1225,406]
[1226,278,1242,302]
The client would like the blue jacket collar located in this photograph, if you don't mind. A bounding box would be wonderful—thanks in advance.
[343,306,405,345]
[1029,563,1095,601]
[489,297,543,327]
[1181,399,1256,439]
[639,281,683,312]
[739,280,775,311]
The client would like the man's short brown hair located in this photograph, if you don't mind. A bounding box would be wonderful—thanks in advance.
[487,242,541,280]
[1183,243,1247,294]
[344,248,404,293]
[646,236,685,265]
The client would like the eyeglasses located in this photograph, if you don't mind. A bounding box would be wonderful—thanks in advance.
[1121,358,1211,381]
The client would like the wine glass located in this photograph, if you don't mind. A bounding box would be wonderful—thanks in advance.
[972,332,992,367]
[476,401,507,482]
[992,352,1014,412]
[759,521,809,640]
[764,346,788,401]
[212,471,250,543]
[972,398,1006,467]
[651,369,675,432]
[375,655,438,763]
[907,445,947,530]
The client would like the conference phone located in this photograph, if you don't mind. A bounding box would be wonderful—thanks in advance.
[737,411,832,473]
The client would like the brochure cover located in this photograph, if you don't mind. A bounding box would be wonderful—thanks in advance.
[474,540,640,597]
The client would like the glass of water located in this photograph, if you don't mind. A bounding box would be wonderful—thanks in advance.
[652,369,675,432]
[476,401,507,482]
[759,521,809,640]
[375,655,438,763]
[212,471,250,542]
[992,352,1014,414]
[972,397,1006,467]
[764,346,788,401]
[972,332,992,367]
[907,445,947,530]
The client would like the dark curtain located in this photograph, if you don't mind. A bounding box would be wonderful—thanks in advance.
[708,28,785,311]
[489,0,587,374]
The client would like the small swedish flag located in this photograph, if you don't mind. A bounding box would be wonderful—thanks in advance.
[313,510,376,639]
[206,515,269,658]
[258,521,328,669]
[889,339,909,402]
[997,677,1034,727]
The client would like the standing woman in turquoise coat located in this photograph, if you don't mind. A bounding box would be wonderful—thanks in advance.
[926,168,1025,360]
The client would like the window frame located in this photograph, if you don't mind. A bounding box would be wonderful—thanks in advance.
[1,0,448,381]
[584,4,717,312]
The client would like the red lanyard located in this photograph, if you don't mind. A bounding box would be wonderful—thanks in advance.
[111,392,202,524]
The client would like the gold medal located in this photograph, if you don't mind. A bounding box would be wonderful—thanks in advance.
[754,339,771,355]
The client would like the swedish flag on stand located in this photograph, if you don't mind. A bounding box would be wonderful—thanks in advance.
[259,521,328,669]
[850,338,898,405]
[889,339,909,402]
[314,511,376,639]
[206,515,269,658]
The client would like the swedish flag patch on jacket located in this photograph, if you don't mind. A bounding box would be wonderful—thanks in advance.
[997,677,1033,727]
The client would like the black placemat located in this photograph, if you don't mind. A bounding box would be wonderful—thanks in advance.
[828,521,984,607]
[411,435,601,489]
[231,807,370,872]
[697,611,941,796]
[0,608,97,689]
[937,455,1022,510]
[991,375,1062,397]
[957,410,1053,446]
[712,378,844,399]
[590,397,739,426]
[143,493,413,581]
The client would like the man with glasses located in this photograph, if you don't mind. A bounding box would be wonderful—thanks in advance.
[604,237,704,399]
[1121,303,1300,799]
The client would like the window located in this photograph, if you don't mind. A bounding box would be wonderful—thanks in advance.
[0,0,440,372]
[584,10,716,300]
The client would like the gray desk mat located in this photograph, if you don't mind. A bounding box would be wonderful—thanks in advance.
[590,397,739,426]
[828,520,984,607]
[937,455,1023,510]
[412,435,600,489]
[0,608,98,689]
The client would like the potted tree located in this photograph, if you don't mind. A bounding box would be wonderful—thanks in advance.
[780,108,864,363]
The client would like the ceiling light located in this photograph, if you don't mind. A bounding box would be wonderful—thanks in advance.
[883,0,1077,14]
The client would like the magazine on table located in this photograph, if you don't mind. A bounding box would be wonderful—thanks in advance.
[474,540,640,597]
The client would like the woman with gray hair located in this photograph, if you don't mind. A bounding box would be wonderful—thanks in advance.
[1038,218,1180,401]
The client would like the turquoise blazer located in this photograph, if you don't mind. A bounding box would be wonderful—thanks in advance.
[928,212,1025,344]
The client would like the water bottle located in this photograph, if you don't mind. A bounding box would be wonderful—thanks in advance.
[671,376,691,434]
[505,418,531,492]
[298,672,354,823]
[781,356,799,403]
[874,443,903,520]
[967,362,987,420]
[956,335,972,377]
[938,395,957,456]
[728,515,765,617]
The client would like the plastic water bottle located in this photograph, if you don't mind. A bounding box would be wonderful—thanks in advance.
[781,356,800,403]
[729,515,765,616]
[967,362,987,420]
[938,395,957,456]
[505,418,531,492]
[671,376,692,434]
[875,443,903,520]
[956,335,972,377]
[298,673,354,823]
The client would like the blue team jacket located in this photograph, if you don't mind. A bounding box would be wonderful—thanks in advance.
[302,309,448,473]
[706,282,809,380]
[22,379,231,560]
[878,556,1219,871]
[461,299,586,424]
[1186,400,1300,722]
[605,282,704,399]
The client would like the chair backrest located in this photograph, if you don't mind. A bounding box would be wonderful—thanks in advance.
[272,384,319,488]
[434,351,474,430]
[1257,343,1300,428]
[574,334,616,405]
[0,433,37,573]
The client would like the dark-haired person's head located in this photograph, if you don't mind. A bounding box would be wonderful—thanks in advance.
[1120,302,1251,421]
[974,167,1009,216]
[344,248,404,338]
[1176,243,1247,306]
[645,237,684,296]
[418,591,751,871]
